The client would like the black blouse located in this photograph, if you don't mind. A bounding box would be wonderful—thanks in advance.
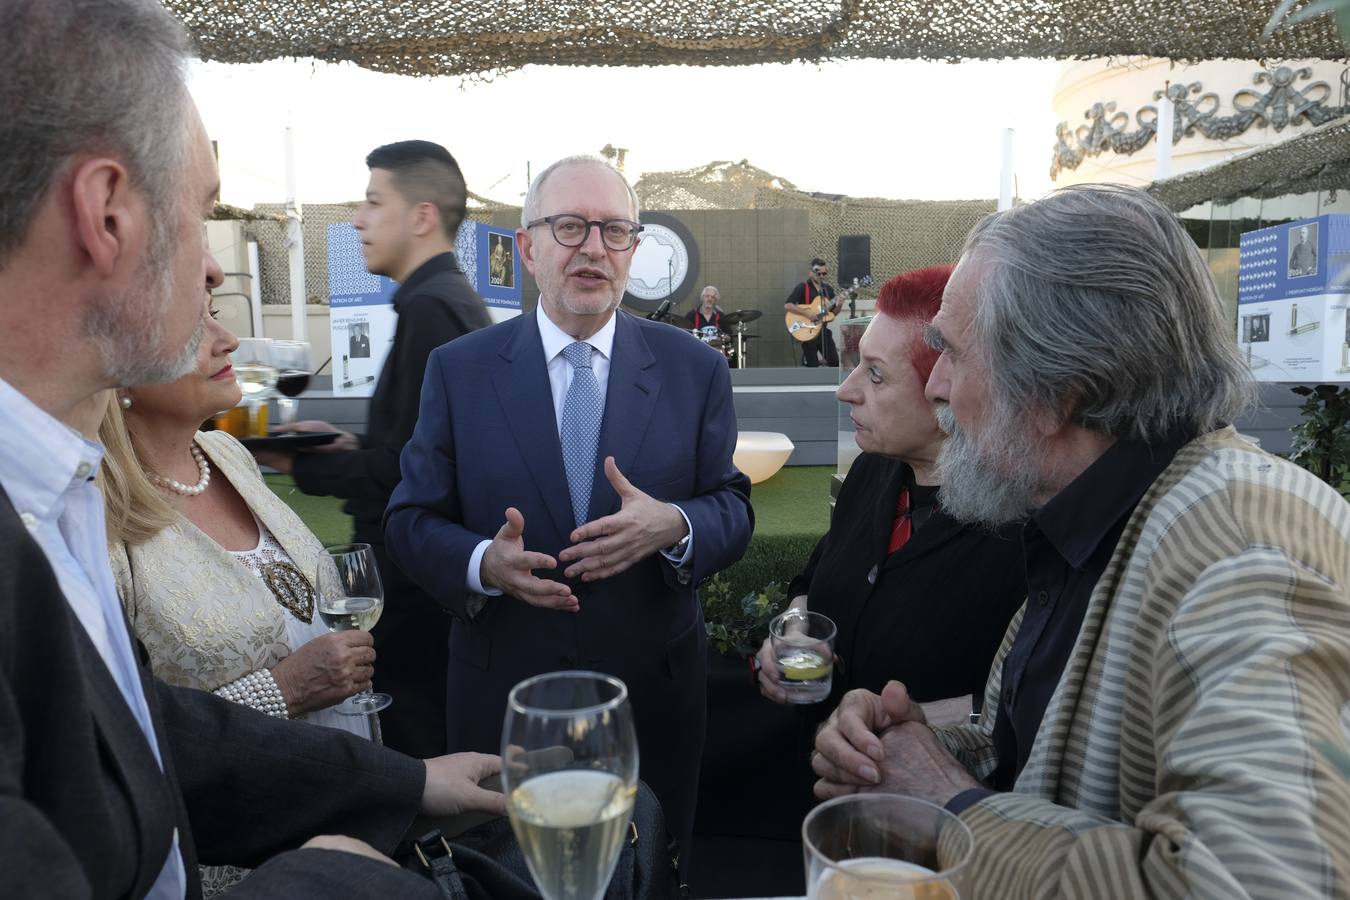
[788,452,1028,710]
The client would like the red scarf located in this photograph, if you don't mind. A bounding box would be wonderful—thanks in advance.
[887,487,912,554]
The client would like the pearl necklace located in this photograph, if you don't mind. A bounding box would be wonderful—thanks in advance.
[148,444,211,497]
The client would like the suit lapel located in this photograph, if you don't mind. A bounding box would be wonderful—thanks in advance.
[72,619,180,900]
[590,313,660,520]
[204,434,320,600]
[492,313,577,541]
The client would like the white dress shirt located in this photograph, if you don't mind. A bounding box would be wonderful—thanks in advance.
[466,304,692,595]
[0,377,186,899]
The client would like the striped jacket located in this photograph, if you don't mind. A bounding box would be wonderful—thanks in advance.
[937,427,1350,898]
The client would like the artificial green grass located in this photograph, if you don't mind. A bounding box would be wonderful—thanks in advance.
[264,465,835,596]
[745,465,832,536]
[264,474,355,546]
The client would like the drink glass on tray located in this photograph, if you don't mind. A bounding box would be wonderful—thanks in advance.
[231,337,276,438]
[269,340,312,427]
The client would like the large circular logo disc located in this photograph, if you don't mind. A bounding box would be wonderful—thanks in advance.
[623,212,700,314]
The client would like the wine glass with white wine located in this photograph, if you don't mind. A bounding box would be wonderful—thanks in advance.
[231,337,277,438]
[314,543,390,718]
[501,671,639,900]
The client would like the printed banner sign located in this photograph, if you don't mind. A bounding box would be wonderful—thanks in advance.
[327,223,397,397]
[1238,215,1350,382]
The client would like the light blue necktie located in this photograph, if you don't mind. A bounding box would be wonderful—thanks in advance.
[560,341,603,527]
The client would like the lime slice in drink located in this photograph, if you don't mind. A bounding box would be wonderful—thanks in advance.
[781,650,831,681]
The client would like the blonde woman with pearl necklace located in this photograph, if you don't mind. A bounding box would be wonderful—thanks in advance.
[94,304,379,894]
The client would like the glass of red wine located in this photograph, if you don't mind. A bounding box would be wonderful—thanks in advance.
[270,340,312,427]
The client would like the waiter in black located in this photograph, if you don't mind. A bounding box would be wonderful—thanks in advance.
[785,257,840,366]
[251,140,491,757]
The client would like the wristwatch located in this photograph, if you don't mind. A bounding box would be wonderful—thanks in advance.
[666,531,691,557]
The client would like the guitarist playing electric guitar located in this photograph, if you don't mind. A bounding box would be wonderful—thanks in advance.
[784,257,840,366]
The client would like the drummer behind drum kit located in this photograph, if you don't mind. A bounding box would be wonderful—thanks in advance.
[667,309,762,369]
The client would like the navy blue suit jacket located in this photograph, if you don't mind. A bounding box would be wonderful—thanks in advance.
[385,308,753,851]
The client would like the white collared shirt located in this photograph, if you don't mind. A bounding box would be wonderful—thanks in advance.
[0,377,186,899]
[535,303,616,434]
[466,304,691,596]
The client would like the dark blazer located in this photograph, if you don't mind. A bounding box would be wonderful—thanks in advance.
[790,452,1027,708]
[294,251,491,758]
[0,487,440,900]
[385,308,753,855]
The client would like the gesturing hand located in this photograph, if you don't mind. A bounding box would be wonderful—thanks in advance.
[559,457,687,583]
[480,507,579,611]
[811,681,928,795]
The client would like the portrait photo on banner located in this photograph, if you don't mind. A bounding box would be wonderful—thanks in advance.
[489,232,514,288]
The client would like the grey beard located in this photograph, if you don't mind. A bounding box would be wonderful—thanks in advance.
[88,230,203,387]
[934,402,1041,527]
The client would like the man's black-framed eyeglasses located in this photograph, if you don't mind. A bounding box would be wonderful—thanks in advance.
[812,268,828,276]
[526,214,643,251]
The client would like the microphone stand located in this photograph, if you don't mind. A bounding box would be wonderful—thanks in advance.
[665,258,674,322]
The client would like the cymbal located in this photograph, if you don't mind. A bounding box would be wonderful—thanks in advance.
[722,309,763,326]
[666,314,695,329]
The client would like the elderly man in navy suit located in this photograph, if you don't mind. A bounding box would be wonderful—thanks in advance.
[386,155,754,862]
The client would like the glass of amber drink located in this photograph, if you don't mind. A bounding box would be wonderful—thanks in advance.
[804,794,974,899]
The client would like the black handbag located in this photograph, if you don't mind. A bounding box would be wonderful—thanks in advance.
[402,781,683,900]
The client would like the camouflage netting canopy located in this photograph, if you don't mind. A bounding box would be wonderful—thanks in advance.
[638,160,992,283]
[245,161,990,306]
[165,0,1345,77]
[1148,113,1350,211]
[247,191,515,306]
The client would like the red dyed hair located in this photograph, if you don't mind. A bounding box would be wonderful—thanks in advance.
[874,264,954,382]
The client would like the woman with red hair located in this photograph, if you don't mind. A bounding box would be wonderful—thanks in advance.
[756,265,1026,721]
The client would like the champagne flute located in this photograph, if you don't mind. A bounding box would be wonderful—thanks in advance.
[314,543,391,717]
[502,671,639,900]
[232,337,277,438]
[269,339,312,427]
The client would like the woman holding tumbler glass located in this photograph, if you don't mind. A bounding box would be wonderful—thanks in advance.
[756,267,1026,717]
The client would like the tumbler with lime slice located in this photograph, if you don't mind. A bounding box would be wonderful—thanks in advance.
[770,609,836,704]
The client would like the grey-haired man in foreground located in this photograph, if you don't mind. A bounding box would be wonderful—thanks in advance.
[0,2,503,897]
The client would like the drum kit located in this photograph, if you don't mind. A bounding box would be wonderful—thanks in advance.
[668,309,763,369]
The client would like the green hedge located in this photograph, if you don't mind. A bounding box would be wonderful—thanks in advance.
[717,531,818,603]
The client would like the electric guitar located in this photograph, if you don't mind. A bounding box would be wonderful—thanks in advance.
[784,277,868,342]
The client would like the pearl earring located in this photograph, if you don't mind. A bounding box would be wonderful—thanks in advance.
[119,395,133,410]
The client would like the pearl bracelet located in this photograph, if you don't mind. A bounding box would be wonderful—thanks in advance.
[213,668,289,719]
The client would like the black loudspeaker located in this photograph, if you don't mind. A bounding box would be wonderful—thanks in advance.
[837,235,871,285]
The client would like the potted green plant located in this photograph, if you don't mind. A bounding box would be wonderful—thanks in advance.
[1289,385,1350,501]
[695,576,815,896]
[700,575,787,659]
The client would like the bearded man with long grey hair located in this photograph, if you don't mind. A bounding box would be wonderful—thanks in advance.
[811,184,1350,898]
